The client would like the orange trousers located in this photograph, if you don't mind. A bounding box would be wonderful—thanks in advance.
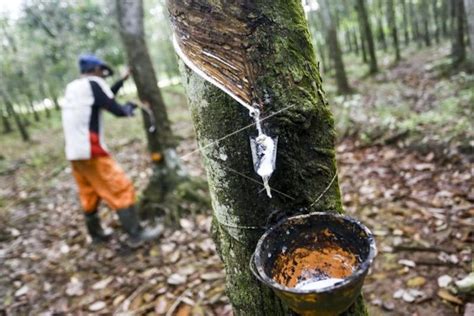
[71,156,135,213]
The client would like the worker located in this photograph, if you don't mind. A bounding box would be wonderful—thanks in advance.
[61,54,161,247]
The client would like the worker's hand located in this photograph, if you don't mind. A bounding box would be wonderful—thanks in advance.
[124,101,138,116]
[121,68,131,81]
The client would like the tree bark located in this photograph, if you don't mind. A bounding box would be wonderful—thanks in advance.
[387,0,401,62]
[319,0,352,94]
[169,0,368,315]
[464,0,474,64]
[356,0,378,73]
[116,0,187,211]
[452,0,467,65]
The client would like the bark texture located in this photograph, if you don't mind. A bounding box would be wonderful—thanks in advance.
[116,0,186,211]
[356,0,378,73]
[169,0,368,315]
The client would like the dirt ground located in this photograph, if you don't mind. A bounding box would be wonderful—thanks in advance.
[0,45,472,315]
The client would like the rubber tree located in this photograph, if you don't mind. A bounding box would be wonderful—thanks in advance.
[168,0,368,315]
[116,0,188,213]
[452,0,466,65]
[1,93,30,142]
[319,0,352,94]
[400,0,410,45]
[376,0,387,51]
[387,0,401,62]
[356,0,378,74]
[421,0,432,47]
[409,0,422,48]
[465,0,474,65]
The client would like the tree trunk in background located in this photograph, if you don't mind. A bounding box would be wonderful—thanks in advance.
[432,0,440,44]
[376,0,387,51]
[356,0,378,73]
[359,23,368,63]
[116,0,187,212]
[345,30,353,53]
[353,29,360,55]
[401,0,410,45]
[409,0,422,48]
[26,95,40,122]
[421,0,432,46]
[320,0,352,94]
[441,0,450,37]
[4,97,30,142]
[464,0,474,64]
[452,0,467,65]
[387,0,401,62]
[169,0,369,315]
[1,105,12,134]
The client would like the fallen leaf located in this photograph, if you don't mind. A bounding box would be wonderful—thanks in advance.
[437,289,463,305]
[455,272,474,293]
[407,276,426,288]
[201,272,225,281]
[437,275,453,288]
[398,259,416,268]
[15,285,29,297]
[167,273,186,285]
[92,276,113,290]
[89,301,106,312]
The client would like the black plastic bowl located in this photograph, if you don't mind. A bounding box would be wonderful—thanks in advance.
[251,212,376,316]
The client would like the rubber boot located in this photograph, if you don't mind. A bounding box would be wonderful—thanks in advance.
[117,206,162,248]
[84,211,111,243]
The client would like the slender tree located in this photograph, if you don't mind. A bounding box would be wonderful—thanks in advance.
[452,0,467,65]
[376,0,388,51]
[169,0,369,315]
[421,0,432,46]
[1,104,12,134]
[356,0,378,73]
[319,0,352,94]
[2,94,30,142]
[464,0,474,65]
[409,0,422,47]
[400,0,410,45]
[432,0,441,44]
[116,0,188,212]
[387,0,401,62]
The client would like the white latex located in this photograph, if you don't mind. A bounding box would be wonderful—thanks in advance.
[295,277,344,291]
[256,134,275,198]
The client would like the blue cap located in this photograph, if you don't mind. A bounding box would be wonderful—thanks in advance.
[78,54,114,76]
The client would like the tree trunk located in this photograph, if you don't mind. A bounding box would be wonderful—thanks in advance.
[359,23,368,63]
[401,0,410,45]
[432,0,441,44]
[409,0,422,48]
[387,0,401,62]
[356,0,378,73]
[376,0,387,51]
[441,0,450,37]
[452,0,467,65]
[464,0,474,64]
[421,0,432,46]
[353,29,360,55]
[4,97,30,142]
[169,0,369,315]
[26,95,40,122]
[320,0,352,94]
[1,105,12,134]
[116,0,187,212]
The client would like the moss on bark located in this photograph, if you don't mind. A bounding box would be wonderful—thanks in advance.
[171,0,369,314]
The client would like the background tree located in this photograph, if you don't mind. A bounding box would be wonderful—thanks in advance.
[356,0,378,74]
[465,0,474,65]
[169,0,368,314]
[116,0,187,214]
[387,0,401,62]
[319,0,352,94]
[452,0,466,65]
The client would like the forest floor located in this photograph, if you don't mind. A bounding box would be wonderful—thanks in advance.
[0,43,473,315]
